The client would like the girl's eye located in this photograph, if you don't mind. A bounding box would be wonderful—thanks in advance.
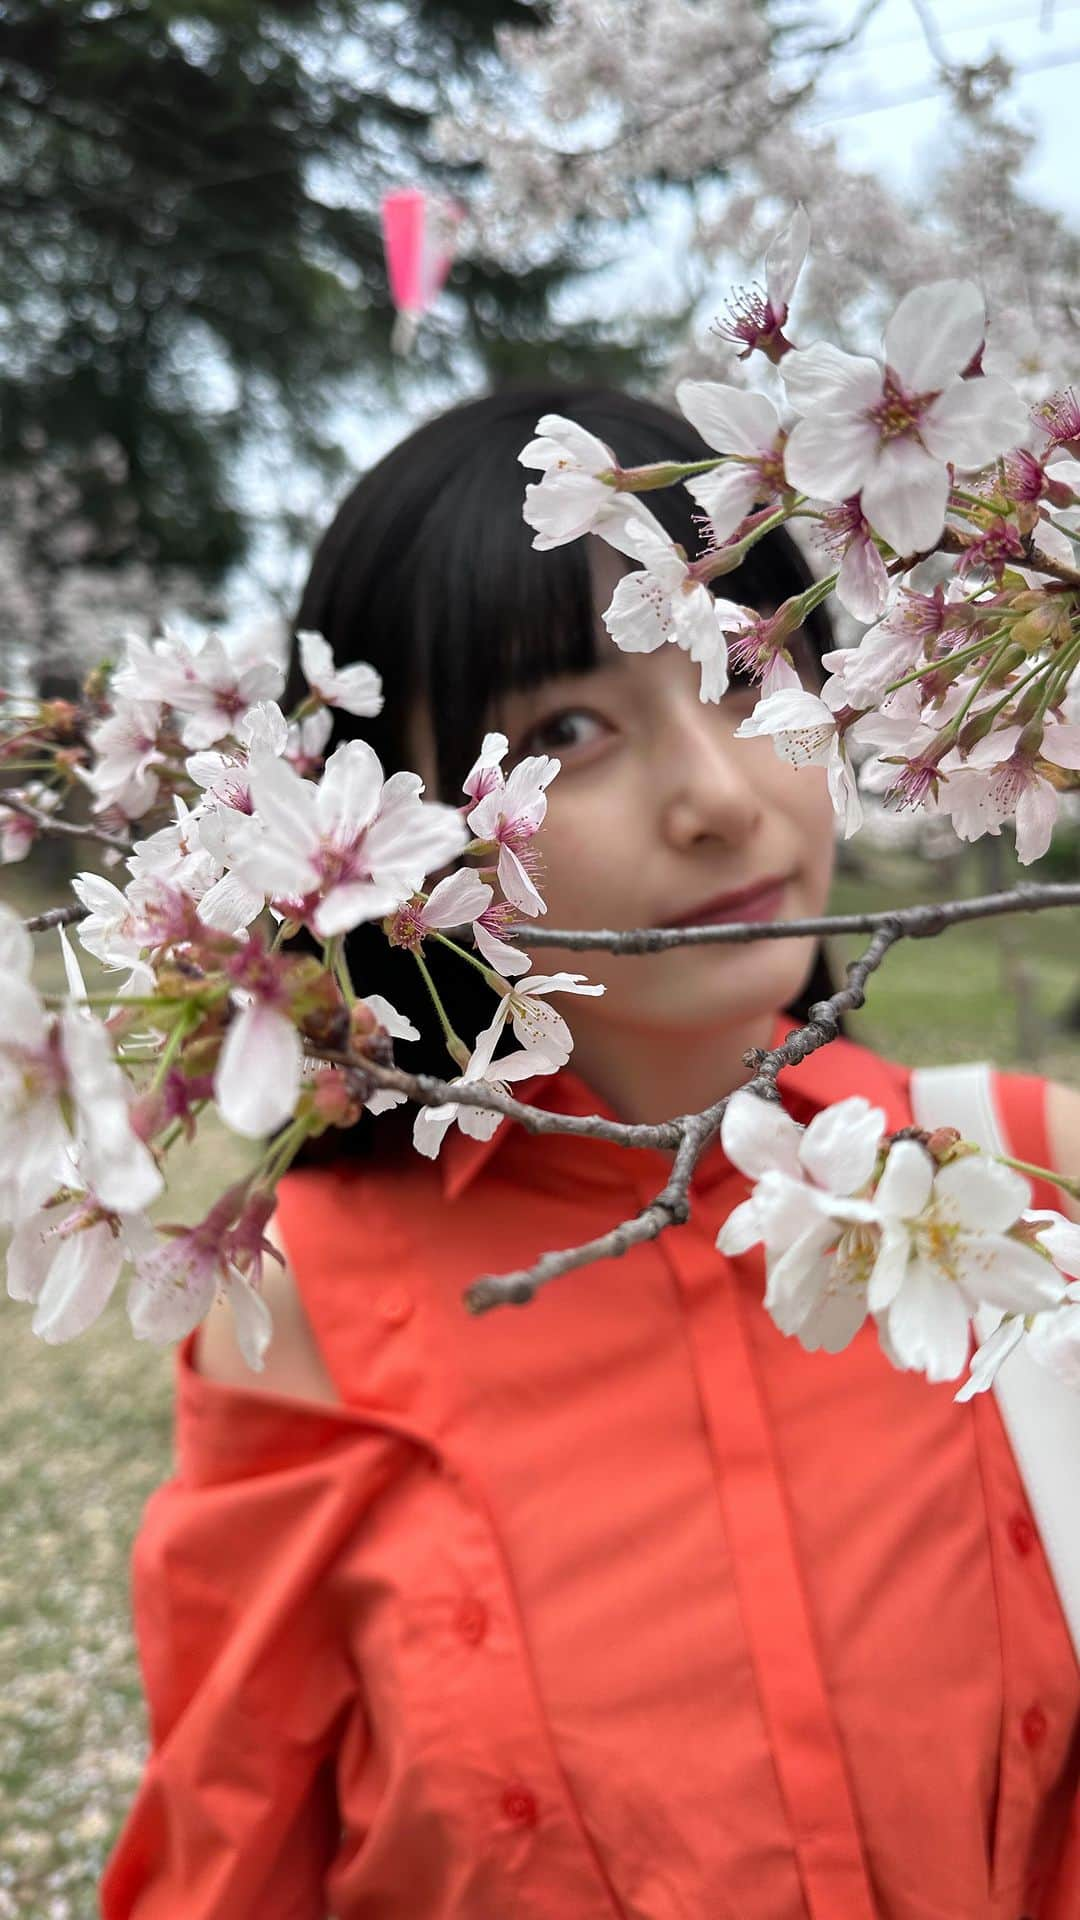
[517,708,610,757]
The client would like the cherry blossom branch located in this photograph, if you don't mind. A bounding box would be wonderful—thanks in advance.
[510,881,1080,952]
[1,790,132,855]
[462,923,902,1313]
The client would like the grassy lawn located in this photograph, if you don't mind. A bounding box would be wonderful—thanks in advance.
[0,845,1076,1913]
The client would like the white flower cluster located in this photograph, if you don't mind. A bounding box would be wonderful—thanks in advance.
[716,1089,1080,1400]
[518,212,1080,859]
[1,620,603,1364]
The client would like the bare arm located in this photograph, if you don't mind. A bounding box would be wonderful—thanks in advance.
[194,1214,342,1404]
[1045,1078,1080,1226]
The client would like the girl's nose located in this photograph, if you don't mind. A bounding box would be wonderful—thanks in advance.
[657,693,765,851]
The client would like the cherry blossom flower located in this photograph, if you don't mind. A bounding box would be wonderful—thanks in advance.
[474,970,605,1069]
[387,869,493,947]
[715,204,809,363]
[296,631,384,718]
[115,628,285,752]
[819,580,970,709]
[463,731,510,804]
[0,906,163,1223]
[945,717,1080,863]
[816,498,890,623]
[359,993,422,1116]
[387,868,533,978]
[412,1035,551,1160]
[286,704,333,775]
[466,748,559,916]
[126,1186,273,1371]
[732,687,863,834]
[6,1192,156,1344]
[70,871,155,993]
[717,1089,887,1353]
[781,280,1028,556]
[601,510,754,704]
[0,784,61,862]
[518,414,664,552]
[78,697,165,818]
[214,994,303,1140]
[229,739,468,938]
[866,1143,1065,1383]
[674,382,788,542]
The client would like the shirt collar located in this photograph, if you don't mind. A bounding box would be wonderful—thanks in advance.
[440,1012,909,1202]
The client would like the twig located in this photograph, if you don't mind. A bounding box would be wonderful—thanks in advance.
[21,903,89,933]
[464,924,902,1313]
[508,882,1080,952]
[1,792,132,855]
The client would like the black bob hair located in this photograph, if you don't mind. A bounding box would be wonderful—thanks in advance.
[286,382,839,1163]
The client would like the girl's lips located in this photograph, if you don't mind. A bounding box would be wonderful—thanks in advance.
[662,877,790,928]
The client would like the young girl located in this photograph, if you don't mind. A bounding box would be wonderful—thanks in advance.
[102,385,1080,1920]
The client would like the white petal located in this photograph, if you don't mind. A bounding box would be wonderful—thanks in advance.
[411,1099,459,1159]
[0,903,33,977]
[781,343,882,415]
[956,1233,1065,1315]
[934,1155,1030,1234]
[874,1139,934,1220]
[764,1221,837,1336]
[227,1271,274,1371]
[214,1002,302,1138]
[884,280,985,391]
[887,1258,972,1381]
[859,439,949,555]
[520,414,617,475]
[765,204,810,311]
[954,1314,1025,1401]
[422,870,494,929]
[799,1096,885,1195]
[31,1223,124,1343]
[684,464,766,542]
[867,1220,912,1312]
[674,381,778,456]
[836,535,890,624]
[316,739,385,841]
[783,411,880,503]
[497,842,546,917]
[328,662,384,718]
[313,881,403,936]
[363,992,421,1043]
[1027,1302,1080,1388]
[720,1089,803,1181]
[716,1194,763,1255]
[603,569,675,655]
[473,921,531,977]
[1037,1217,1080,1278]
[920,376,1028,469]
[1014,779,1058,865]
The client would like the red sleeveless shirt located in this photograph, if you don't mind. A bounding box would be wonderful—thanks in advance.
[102,1024,1080,1919]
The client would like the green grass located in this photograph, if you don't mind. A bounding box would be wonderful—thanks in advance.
[0,843,1077,1911]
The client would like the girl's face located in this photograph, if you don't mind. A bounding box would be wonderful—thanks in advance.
[418,537,838,1045]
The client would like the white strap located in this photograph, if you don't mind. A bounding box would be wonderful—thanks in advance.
[910,1062,1080,1664]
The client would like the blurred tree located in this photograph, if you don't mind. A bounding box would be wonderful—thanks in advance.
[0,0,693,603]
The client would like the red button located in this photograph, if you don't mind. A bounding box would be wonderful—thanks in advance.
[1021,1704,1048,1750]
[1009,1512,1036,1557]
[456,1596,488,1645]
[377,1288,414,1326]
[501,1786,538,1828]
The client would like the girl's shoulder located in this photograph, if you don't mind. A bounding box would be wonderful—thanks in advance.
[194,1154,436,1406]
